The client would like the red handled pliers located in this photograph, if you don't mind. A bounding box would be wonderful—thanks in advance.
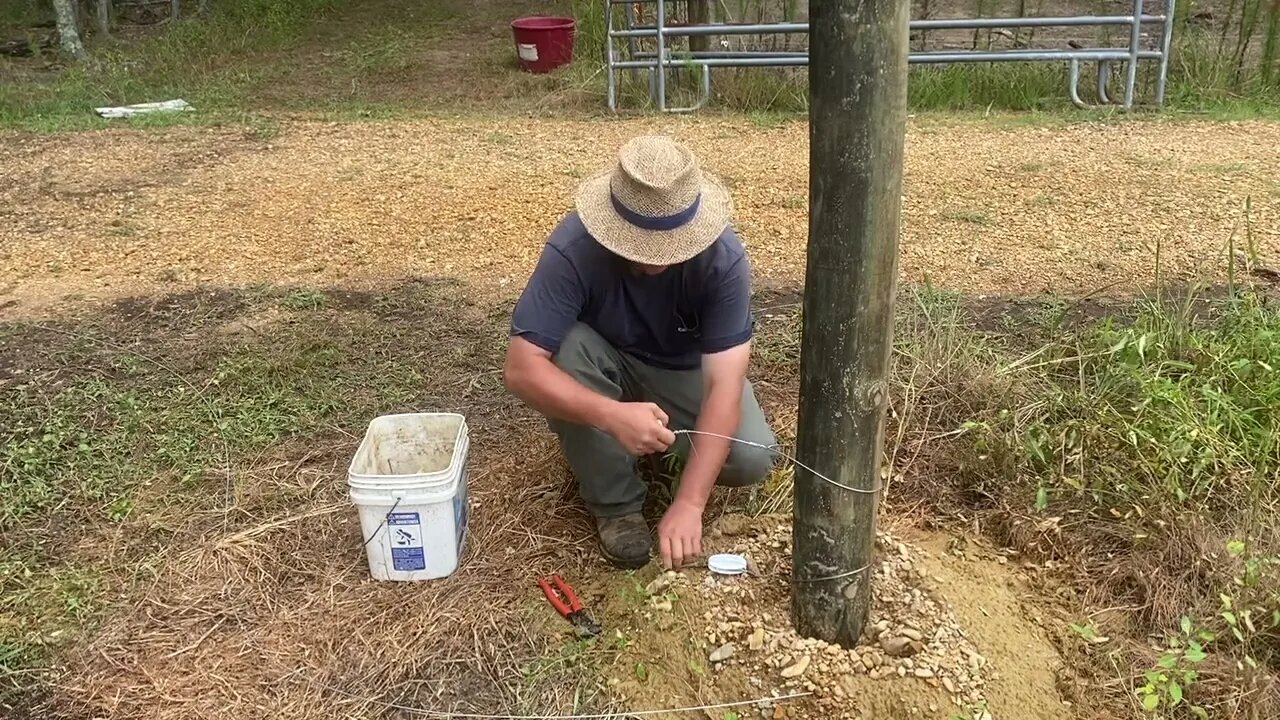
[537,574,601,638]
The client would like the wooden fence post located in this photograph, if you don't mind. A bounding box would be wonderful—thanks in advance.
[791,0,910,645]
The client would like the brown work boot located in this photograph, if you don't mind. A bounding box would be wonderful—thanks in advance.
[596,513,652,569]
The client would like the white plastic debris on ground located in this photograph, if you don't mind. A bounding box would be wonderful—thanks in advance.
[95,99,194,119]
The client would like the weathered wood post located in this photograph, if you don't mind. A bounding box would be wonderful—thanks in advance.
[791,0,910,645]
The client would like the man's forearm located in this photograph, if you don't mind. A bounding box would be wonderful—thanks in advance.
[673,387,741,510]
[507,355,615,429]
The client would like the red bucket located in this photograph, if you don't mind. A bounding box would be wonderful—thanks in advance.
[511,16,576,74]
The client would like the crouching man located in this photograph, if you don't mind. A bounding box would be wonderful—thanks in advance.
[503,135,776,570]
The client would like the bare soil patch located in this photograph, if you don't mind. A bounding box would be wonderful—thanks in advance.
[251,0,583,113]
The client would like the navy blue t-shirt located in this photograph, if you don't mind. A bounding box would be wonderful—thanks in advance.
[511,212,753,370]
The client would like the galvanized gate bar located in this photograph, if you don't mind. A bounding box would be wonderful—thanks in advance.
[614,50,1163,68]
[605,0,1178,112]
[612,15,1169,37]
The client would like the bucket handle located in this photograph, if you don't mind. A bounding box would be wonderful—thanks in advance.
[360,496,403,547]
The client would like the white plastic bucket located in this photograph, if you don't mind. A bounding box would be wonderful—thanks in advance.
[347,413,470,581]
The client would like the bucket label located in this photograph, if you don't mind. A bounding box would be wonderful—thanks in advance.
[387,512,426,572]
[518,43,539,62]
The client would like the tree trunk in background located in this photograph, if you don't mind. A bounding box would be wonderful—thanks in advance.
[53,0,89,60]
[96,0,111,37]
[688,0,710,52]
[199,0,210,17]
[172,0,181,21]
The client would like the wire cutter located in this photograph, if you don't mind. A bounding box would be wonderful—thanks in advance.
[537,574,601,638]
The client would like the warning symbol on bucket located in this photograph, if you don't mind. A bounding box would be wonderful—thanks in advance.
[387,512,426,572]
[518,43,539,62]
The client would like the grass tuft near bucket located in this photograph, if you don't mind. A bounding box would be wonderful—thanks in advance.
[511,16,576,74]
[348,413,470,581]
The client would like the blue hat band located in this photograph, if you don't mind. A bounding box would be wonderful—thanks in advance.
[609,191,702,232]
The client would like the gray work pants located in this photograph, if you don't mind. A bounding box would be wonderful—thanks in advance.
[549,323,776,518]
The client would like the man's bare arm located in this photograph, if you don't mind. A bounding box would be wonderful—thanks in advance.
[656,341,752,568]
[504,336,614,427]
[673,342,753,511]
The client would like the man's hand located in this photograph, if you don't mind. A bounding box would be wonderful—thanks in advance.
[603,402,676,456]
[657,499,704,569]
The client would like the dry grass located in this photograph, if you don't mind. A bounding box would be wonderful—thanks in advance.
[6,275,1279,719]
[1,281,627,718]
[54,442,607,719]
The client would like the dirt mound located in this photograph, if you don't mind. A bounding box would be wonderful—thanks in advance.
[593,515,1074,720]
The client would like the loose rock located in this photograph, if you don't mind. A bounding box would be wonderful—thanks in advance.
[710,643,735,663]
[645,576,672,595]
[780,655,810,678]
[880,636,916,657]
[682,518,995,719]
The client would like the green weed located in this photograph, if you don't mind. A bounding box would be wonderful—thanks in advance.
[946,288,1280,712]
[1194,161,1251,175]
[943,209,994,226]
[279,287,329,310]
[516,636,615,714]
[0,559,100,701]
[747,110,792,129]
[1131,544,1273,720]
[910,63,1066,112]
[339,27,415,74]
[1014,292,1279,513]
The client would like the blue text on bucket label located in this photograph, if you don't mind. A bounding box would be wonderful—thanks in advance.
[387,511,426,572]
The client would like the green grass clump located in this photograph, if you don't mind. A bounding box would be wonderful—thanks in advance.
[0,0,348,131]
[976,291,1279,522]
[0,560,99,692]
[947,288,1280,712]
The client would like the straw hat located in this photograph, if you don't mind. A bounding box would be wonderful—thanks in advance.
[575,136,733,265]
